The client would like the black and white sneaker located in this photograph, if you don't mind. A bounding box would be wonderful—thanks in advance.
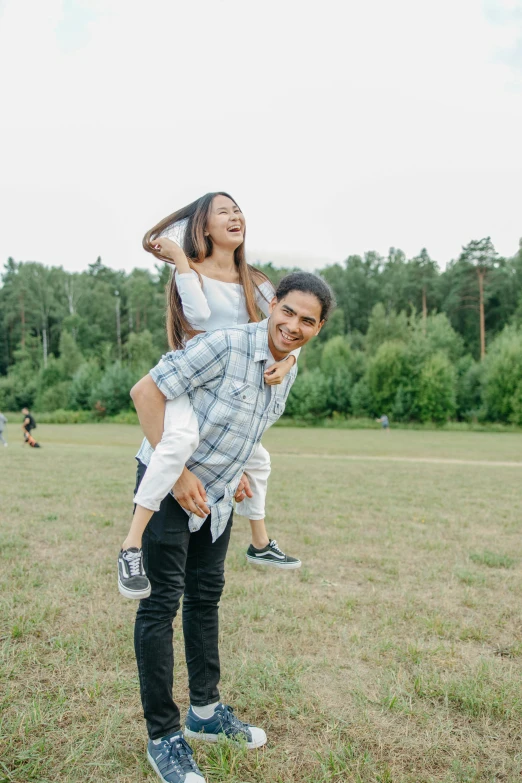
[246,539,301,569]
[118,547,151,599]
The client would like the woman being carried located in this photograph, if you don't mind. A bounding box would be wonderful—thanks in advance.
[118,192,301,600]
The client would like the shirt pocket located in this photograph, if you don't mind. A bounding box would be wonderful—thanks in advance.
[266,396,286,426]
[228,380,258,406]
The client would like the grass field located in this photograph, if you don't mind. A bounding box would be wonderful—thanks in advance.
[2,424,522,783]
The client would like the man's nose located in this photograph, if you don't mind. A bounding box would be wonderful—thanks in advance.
[286,317,300,334]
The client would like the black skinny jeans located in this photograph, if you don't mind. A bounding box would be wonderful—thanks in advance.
[133,461,233,740]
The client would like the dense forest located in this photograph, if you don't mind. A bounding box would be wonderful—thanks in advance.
[1,235,522,424]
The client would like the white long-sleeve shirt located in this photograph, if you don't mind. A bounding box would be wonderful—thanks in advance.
[175,271,275,331]
[175,271,300,363]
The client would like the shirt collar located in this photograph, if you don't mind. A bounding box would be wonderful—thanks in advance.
[254,318,271,363]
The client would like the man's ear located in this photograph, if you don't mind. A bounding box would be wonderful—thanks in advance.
[316,320,325,336]
[268,296,277,314]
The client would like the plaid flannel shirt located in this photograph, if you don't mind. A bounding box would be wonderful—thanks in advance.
[135,318,297,541]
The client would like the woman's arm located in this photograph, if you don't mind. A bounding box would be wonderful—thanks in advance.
[130,375,166,448]
[150,236,211,324]
[175,272,212,323]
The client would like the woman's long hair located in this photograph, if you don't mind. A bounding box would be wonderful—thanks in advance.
[143,192,270,349]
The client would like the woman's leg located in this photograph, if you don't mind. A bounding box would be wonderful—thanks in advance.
[237,443,301,569]
[124,395,199,550]
[234,442,271,545]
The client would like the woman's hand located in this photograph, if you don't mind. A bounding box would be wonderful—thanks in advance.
[150,237,191,273]
[264,355,296,386]
[234,473,253,503]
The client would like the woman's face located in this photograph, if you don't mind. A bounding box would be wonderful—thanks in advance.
[205,195,245,250]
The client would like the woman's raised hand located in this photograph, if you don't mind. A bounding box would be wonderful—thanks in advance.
[150,237,190,272]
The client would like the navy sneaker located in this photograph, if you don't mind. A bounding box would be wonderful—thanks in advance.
[246,539,301,569]
[184,703,267,749]
[147,731,205,783]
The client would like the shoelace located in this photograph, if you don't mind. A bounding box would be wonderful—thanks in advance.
[124,550,142,577]
[219,705,249,735]
[269,539,285,557]
[158,736,197,775]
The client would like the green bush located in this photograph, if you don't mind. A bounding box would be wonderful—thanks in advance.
[58,331,84,379]
[366,304,409,355]
[37,356,63,392]
[367,341,408,415]
[126,330,163,376]
[69,361,102,410]
[350,378,373,417]
[89,362,136,416]
[327,367,352,415]
[422,312,465,362]
[285,368,331,418]
[417,352,457,424]
[482,327,522,422]
[320,336,351,376]
[37,381,72,412]
[30,409,95,424]
[0,374,37,410]
[456,355,484,421]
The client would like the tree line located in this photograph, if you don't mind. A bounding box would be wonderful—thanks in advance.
[1,236,522,424]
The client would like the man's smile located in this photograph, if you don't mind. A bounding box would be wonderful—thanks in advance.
[278,326,300,345]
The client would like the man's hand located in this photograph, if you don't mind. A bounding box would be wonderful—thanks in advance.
[172,467,210,518]
[264,355,296,386]
[234,473,254,503]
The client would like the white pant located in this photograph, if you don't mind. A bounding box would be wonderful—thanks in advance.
[133,394,270,520]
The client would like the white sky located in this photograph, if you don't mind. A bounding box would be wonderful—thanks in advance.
[0,0,521,276]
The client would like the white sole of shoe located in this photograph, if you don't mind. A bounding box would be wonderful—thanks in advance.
[246,555,302,569]
[147,752,165,781]
[184,728,267,749]
[147,751,205,783]
[118,578,151,600]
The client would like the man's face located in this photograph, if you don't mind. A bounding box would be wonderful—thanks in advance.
[21,408,28,415]
[267,291,324,359]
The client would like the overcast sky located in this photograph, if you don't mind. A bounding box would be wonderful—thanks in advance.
[0,0,521,277]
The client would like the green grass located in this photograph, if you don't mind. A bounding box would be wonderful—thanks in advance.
[1,425,522,782]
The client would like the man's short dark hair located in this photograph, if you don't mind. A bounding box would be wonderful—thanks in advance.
[274,272,335,321]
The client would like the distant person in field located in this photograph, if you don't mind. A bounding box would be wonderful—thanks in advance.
[377,414,390,432]
[125,272,333,783]
[21,407,40,448]
[118,192,302,604]
[0,411,7,446]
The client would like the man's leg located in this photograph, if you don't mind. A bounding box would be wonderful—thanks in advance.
[134,461,191,740]
[183,512,233,708]
[182,511,267,749]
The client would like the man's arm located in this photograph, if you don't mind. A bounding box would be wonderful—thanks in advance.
[131,331,229,447]
[150,331,228,401]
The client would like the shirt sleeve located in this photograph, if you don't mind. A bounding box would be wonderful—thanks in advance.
[256,280,275,317]
[175,270,212,325]
[150,330,229,400]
